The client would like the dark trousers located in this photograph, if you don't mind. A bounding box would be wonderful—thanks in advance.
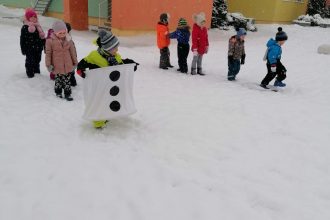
[177,43,189,72]
[55,74,71,96]
[261,62,287,85]
[25,50,42,77]
[159,47,171,68]
[228,59,241,80]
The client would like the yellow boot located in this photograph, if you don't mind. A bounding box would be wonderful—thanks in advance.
[93,120,108,129]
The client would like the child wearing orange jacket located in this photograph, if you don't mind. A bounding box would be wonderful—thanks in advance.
[156,13,173,70]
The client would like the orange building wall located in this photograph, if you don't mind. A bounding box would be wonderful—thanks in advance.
[112,0,213,31]
[63,0,88,30]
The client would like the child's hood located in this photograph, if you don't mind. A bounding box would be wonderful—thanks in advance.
[266,38,280,48]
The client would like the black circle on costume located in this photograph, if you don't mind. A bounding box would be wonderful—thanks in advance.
[109,101,121,112]
[109,70,120,81]
[109,86,120,96]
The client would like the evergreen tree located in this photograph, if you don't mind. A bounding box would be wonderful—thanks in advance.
[211,0,228,28]
[307,0,326,16]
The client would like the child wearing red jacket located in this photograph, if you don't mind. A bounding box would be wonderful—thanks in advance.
[191,12,209,75]
[156,13,173,70]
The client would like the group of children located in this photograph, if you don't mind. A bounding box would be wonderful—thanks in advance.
[19,8,288,127]
[157,12,209,75]
[156,12,288,89]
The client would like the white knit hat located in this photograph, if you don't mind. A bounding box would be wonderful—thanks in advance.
[194,12,206,26]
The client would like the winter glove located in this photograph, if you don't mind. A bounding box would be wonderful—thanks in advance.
[76,69,86,78]
[47,65,54,72]
[122,58,140,72]
[270,64,277,73]
[241,54,246,65]
[228,55,234,64]
[193,49,198,56]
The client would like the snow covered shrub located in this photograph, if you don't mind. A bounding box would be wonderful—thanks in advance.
[226,12,257,32]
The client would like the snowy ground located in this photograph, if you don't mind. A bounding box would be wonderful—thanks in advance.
[1,6,330,220]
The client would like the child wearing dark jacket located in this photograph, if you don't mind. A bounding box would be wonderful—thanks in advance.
[227,28,246,81]
[20,8,45,78]
[170,18,190,73]
[76,30,138,129]
[260,27,288,89]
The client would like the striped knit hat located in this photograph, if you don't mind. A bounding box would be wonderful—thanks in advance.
[98,29,120,52]
[178,18,187,27]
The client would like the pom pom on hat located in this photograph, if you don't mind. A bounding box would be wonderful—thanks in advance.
[98,29,120,52]
[25,8,37,21]
[52,20,67,34]
[275,27,288,41]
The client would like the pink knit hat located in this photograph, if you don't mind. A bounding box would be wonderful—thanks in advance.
[25,8,37,21]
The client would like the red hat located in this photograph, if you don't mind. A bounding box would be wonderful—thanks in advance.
[25,8,37,21]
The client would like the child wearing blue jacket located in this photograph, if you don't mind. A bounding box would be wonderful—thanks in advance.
[170,18,191,73]
[260,27,288,89]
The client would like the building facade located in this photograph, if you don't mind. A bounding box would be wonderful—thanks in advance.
[227,0,308,23]
[1,0,213,31]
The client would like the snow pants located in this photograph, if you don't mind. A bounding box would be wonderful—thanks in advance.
[54,73,72,96]
[228,59,241,80]
[261,62,287,86]
[159,47,171,68]
[177,43,190,73]
[25,50,42,78]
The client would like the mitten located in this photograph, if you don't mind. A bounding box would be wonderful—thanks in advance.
[241,54,246,65]
[76,69,86,78]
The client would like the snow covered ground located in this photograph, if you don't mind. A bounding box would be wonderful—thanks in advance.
[1,6,330,220]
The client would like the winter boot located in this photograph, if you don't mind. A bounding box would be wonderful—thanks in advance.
[274,80,286,87]
[191,68,197,75]
[197,68,205,76]
[64,94,74,101]
[56,93,63,98]
[260,84,269,89]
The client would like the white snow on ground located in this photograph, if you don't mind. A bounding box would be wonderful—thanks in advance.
[1,5,330,220]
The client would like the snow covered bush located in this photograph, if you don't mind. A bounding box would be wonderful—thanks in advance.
[226,12,257,32]
[317,44,330,54]
[293,14,330,27]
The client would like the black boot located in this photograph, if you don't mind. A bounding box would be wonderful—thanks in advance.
[197,68,205,76]
[65,94,73,101]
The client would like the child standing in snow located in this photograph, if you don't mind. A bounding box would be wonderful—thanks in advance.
[46,28,55,80]
[191,12,209,75]
[260,27,288,89]
[157,13,173,70]
[20,8,45,78]
[227,28,247,81]
[65,22,78,87]
[76,30,138,129]
[169,18,191,73]
[45,20,78,101]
